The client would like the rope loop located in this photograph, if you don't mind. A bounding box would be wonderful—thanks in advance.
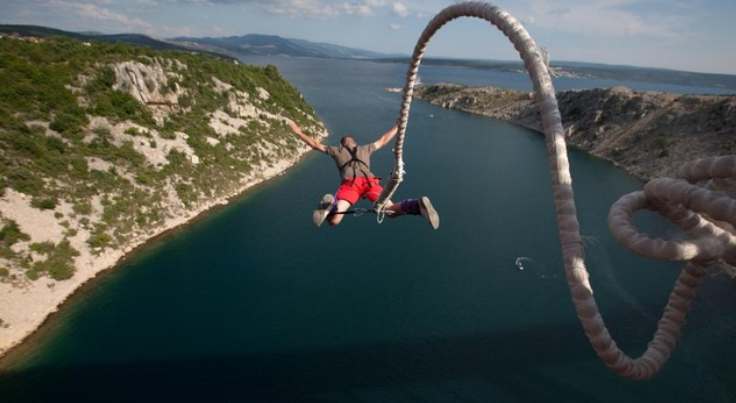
[610,156,736,268]
[376,209,386,224]
[387,1,734,380]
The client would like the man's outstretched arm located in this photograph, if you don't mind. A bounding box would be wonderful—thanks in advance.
[289,120,326,153]
[373,124,399,150]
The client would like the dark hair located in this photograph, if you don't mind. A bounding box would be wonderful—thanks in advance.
[340,136,355,147]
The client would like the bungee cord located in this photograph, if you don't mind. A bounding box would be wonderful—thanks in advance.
[376,1,736,380]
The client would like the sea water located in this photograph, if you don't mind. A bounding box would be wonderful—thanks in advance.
[0,56,734,403]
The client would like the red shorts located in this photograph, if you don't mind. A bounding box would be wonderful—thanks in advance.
[336,177,383,205]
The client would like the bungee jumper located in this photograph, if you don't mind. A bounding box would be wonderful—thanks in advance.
[288,120,439,229]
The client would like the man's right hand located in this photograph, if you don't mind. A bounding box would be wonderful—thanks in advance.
[288,120,301,133]
[288,120,326,152]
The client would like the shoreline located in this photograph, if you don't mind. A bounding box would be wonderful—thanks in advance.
[412,84,736,182]
[0,146,315,365]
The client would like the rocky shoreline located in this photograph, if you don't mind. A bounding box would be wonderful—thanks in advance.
[413,83,736,181]
[0,143,321,361]
[0,50,328,361]
[411,83,736,278]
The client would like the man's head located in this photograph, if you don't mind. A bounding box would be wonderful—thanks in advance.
[340,136,356,148]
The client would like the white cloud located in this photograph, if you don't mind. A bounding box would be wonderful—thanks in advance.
[156,0,413,19]
[390,23,402,30]
[161,0,213,3]
[518,0,681,38]
[340,2,374,16]
[157,0,339,17]
[227,0,393,18]
[363,0,387,7]
[392,2,409,17]
[262,0,338,17]
[338,0,390,16]
[48,0,154,30]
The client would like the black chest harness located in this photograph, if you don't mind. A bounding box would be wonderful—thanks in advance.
[339,146,373,184]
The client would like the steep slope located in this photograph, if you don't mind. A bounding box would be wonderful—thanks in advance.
[414,84,736,180]
[0,36,326,355]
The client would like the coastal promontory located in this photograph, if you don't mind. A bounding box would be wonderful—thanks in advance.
[414,83,736,181]
[0,36,326,356]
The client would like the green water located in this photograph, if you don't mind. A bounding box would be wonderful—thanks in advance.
[0,57,734,402]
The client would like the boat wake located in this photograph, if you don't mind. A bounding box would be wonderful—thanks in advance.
[514,256,556,279]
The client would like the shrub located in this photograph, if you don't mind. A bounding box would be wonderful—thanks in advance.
[87,225,112,251]
[26,239,79,280]
[69,157,89,178]
[136,171,155,186]
[73,201,93,215]
[30,241,55,254]
[0,219,30,247]
[4,166,44,196]
[45,135,67,154]
[48,240,79,280]
[116,141,146,167]
[175,183,197,206]
[50,108,88,136]
[31,197,58,210]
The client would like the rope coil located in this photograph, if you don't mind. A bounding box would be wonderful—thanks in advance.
[381,1,735,380]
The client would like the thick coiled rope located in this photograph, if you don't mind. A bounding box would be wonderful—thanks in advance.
[376,1,736,380]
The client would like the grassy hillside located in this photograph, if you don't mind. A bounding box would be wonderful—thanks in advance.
[0,35,322,282]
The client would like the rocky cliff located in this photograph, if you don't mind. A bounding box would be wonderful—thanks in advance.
[414,83,736,180]
[0,37,326,356]
[413,83,736,279]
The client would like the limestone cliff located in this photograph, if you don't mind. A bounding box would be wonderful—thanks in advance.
[0,37,325,356]
[414,83,736,180]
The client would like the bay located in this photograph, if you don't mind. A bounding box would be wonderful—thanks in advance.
[0,56,734,403]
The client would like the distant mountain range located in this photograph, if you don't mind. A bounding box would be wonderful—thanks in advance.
[170,34,389,59]
[2,24,734,91]
[0,24,383,59]
[0,24,233,60]
[371,57,736,91]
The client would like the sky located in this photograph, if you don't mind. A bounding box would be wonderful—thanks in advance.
[2,0,735,75]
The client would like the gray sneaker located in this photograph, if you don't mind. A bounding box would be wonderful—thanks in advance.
[419,196,439,230]
[312,194,335,227]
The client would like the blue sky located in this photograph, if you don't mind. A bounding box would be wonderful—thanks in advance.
[3,0,735,75]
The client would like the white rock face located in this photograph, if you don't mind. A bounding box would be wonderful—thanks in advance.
[112,58,188,126]
[112,59,185,105]
[0,57,328,358]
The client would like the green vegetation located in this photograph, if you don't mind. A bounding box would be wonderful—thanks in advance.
[0,35,321,282]
[27,239,80,280]
[0,218,30,259]
[654,132,670,157]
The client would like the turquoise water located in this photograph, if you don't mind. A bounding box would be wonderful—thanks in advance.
[0,57,734,402]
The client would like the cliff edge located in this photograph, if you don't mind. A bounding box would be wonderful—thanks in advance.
[414,83,736,180]
[0,37,326,357]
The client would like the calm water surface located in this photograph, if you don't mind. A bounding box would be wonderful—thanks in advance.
[0,57,734,402]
